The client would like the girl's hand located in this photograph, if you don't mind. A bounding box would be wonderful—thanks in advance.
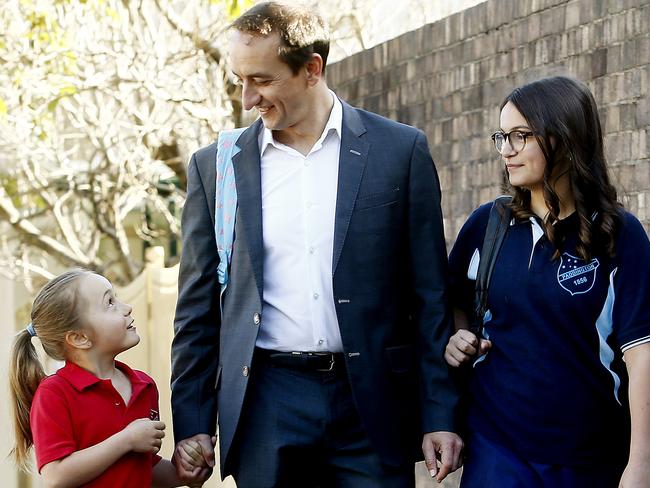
[444,329,491,367]
[619,460,650,487]
[178,439,205,468]
[124,418,165,453]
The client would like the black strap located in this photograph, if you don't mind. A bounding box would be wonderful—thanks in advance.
[473,196,512,338]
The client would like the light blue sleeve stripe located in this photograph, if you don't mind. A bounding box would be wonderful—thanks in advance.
[594,268,621,405]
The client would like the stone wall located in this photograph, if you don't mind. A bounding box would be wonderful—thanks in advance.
[327,0,649,243]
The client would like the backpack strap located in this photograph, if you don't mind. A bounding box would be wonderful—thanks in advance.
[215,127,246,289]
[473,195,513,337]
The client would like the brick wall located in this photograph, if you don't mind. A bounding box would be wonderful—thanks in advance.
[327,0,649,243]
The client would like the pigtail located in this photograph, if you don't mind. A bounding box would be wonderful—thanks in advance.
[8,268,88,471]
[9,328,46,471]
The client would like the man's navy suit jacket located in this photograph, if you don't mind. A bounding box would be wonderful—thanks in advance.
[171,99,459,477]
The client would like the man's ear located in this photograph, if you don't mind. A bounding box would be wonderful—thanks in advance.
[65,330,92,350]
[305,54,324,86]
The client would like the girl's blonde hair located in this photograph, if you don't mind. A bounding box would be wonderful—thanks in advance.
[9,269,89,470]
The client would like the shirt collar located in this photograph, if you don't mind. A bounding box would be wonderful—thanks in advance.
[259,90,342,155]
[57,360,152,392]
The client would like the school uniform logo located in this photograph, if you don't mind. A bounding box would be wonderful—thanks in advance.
[557,252,599,295]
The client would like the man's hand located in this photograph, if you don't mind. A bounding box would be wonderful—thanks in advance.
[444,329,491,367]
[172,434,217,486]
[422,431,463,483]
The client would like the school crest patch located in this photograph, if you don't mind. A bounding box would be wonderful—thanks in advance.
[557,252,599,295]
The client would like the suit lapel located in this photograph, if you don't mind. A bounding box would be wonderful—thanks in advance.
[333,102,369,275]
[232,119,264,299]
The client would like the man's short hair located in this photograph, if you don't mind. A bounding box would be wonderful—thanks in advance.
[230,2,330,74]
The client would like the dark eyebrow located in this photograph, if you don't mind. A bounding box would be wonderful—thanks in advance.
[232,71,272,79]
[499,125,532,132]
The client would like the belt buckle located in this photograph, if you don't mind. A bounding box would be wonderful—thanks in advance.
[315,352,335,372]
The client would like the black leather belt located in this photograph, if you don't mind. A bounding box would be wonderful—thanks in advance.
[255,348,345,372]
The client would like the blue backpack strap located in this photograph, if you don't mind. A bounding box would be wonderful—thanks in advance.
[215,127,246,288]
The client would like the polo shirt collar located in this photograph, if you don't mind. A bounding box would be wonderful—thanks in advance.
[57,360,153,392]
[259,90,342,155]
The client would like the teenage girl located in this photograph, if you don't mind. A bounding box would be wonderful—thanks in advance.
[445,76,650,487]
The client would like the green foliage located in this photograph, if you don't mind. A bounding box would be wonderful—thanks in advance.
[12,0,80,123]
[210,0,254,20]
[0,175,18,199]
[0,174,47,209]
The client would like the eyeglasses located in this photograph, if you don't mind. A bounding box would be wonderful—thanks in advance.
[491,130,536,154]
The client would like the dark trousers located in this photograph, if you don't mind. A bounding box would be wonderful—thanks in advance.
[228,351,415,488]
[461,430,624,488]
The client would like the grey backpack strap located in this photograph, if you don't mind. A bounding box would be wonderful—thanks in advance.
[473,195,513,337]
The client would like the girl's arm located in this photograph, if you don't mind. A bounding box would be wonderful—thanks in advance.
[41,418,164,488]
[151,459,183,487]
[152,459,213,488]
[620,342,650,487]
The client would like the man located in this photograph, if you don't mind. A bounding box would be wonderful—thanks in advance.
[171,2,462,486]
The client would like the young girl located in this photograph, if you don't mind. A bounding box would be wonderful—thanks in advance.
[9,269,208,487]
[445,76,650,487]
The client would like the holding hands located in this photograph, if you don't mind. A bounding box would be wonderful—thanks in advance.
[173,434,217,487]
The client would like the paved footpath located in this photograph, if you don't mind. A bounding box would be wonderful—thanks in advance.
[415,461,462,488]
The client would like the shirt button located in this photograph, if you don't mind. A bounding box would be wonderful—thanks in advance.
[242,366,249,377]
[115,402,121,407]
[253,312,261,325]
[308,246,315,254]
[318,339,324,345]
[313,292,319,300]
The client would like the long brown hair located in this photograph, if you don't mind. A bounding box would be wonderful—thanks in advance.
[9,269,88,470]
[502,76,621,260]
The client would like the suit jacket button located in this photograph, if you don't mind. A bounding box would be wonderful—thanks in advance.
[242,366,249,377]
[253,312,261,325]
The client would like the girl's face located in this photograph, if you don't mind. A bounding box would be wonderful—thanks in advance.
[78,273,139,356]
[499,101,547,192]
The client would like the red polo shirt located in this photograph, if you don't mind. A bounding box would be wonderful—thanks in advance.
[31,360,162,487]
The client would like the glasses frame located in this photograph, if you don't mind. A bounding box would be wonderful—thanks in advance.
[491,130,536,154]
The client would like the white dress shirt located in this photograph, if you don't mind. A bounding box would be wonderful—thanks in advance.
[255,92,343,352]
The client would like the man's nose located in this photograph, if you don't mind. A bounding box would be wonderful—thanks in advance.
[123,302,133,315]
[242,81,261,111]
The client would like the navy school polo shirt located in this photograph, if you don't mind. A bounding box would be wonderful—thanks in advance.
[31,360,161,487]
[449,201,650,465]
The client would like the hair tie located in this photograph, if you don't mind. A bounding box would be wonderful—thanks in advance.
[26,323,37,338]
